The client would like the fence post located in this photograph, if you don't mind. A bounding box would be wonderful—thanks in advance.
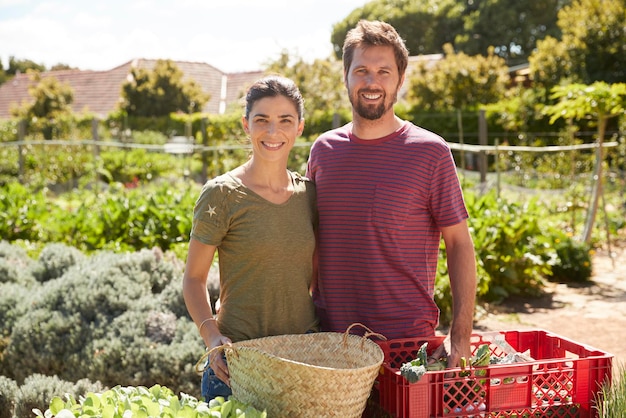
[212,126,219,178]
[332,113,341,129]
[478,109,488,184]
[201,117,209,182]
[92,118,100,192]
[18,120,26,184]
[495,138,500,198]
[456,108,465,171]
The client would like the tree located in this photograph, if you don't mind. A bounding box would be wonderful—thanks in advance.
[331,0,463,57]
[330,0,566,65]
[6,56,46,75]
[559,0,626,84]
[120,60,209,117]
[264,51,350,123]
[0,56,48,87]
[50,63,76,71]
[455,0,566,66]
[11,71,74,139]
[408,44,509,112]
[528,36,576,92]
[530,0,626,87]
[0,60,7,86]
[542,82,626,243]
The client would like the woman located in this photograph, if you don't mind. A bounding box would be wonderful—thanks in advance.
[183,75,319,402]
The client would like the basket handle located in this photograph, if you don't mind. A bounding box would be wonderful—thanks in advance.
[343,322,387,347]
[193,344,236,375]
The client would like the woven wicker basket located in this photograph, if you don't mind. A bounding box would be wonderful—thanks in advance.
[223,325,384,418]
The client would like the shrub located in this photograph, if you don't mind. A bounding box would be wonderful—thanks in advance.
[0,283,33,366]
[100,148,182,184]
[0,375,18,418]
[0,240,38,285]
[467,190,552,301]
[0,243,204,398]
[87,311,201,397]
[6,308,90,382]
[130,129,169,145]
[0,242,37,353]
[36,242,85,282]
[434,189,591,325]
[548,232,593,282]
[158,275,191,319]
[13,374,102,418]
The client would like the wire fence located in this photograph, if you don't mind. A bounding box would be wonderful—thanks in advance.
[1,137,622,190]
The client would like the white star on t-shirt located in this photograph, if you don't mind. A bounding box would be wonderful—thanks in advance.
[206,205,216,217]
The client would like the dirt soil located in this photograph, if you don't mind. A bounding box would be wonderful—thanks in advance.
[473,244,626,376]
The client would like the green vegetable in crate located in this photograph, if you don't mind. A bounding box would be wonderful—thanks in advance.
[472,344,491,367]
[400,361,427,383]
[459,344,491,377]
[399,342,447,383]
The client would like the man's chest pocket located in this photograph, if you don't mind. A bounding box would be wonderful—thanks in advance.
[371,185,415,229]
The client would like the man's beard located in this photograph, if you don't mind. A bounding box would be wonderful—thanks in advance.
[350,89,397,120]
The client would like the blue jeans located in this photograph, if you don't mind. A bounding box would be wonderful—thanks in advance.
[201,355,232,402]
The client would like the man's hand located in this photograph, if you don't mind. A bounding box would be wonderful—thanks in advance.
[430,336,471,369]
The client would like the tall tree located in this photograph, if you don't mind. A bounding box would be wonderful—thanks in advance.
[559,0,626,83]
[455,0,566,66]
[331,0,463,57]
[120,60,209,117]
[530,0,626,87]
[330,0,566,65]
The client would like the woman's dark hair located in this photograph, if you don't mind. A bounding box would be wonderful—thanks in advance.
[342,20,409,78]
[244,75,304,120]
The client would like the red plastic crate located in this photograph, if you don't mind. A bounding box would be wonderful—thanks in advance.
[375,329,613,418]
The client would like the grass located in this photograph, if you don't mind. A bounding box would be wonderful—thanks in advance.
[596,362,626,417]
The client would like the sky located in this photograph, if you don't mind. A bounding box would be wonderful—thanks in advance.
[0,0,370,73]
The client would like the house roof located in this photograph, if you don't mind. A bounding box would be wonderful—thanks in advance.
[0,59,263,120]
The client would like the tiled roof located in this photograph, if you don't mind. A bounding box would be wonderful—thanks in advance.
[0,59,263,119]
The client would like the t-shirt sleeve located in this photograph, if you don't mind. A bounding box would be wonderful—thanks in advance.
[305,143,317,182]
[429,147,469,228]
[190,181,230,246]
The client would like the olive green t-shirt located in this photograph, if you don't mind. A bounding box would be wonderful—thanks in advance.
[190,171,319,342]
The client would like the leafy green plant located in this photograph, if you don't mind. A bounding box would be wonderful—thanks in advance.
[435,188,592,325]
[548,231,593,282]
[33,385,266,418]
[467,190,552,300]
[0,182,50,243]
[100,148,183,184]
[0,180,198,255]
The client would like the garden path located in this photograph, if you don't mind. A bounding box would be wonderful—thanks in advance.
[473,244,626,376]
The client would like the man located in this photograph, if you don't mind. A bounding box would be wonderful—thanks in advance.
[306,20,477,367]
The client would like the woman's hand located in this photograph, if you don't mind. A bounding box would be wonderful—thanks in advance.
[208,334,233,386]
